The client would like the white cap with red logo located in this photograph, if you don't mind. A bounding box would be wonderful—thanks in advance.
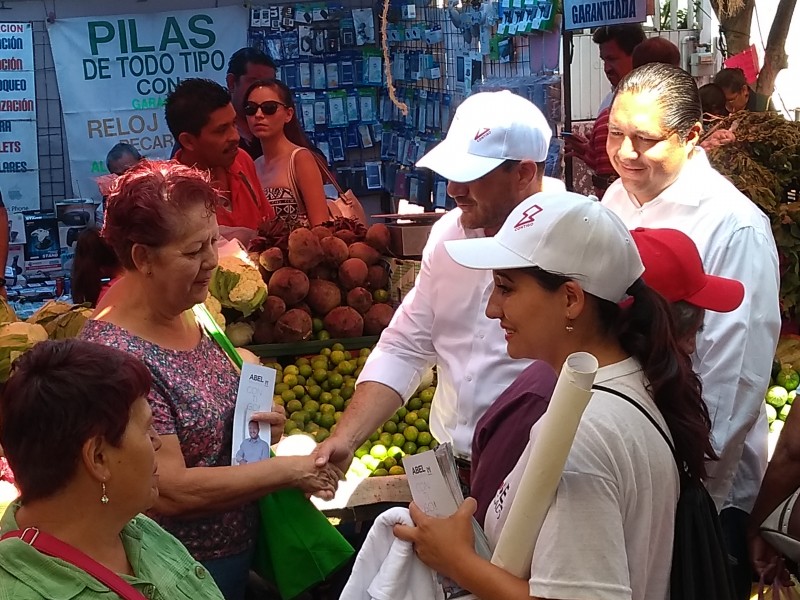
[416,90,552,183]
[444,191,644,303]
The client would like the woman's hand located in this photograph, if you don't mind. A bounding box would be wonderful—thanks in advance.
[283,455,343,500]
[252,408,286,444]
[393,498,479,580]
[749,531,793,586]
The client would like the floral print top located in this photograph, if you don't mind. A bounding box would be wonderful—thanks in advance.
[79,320,258,562]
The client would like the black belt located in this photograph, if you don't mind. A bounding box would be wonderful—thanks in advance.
[455,457,471,491]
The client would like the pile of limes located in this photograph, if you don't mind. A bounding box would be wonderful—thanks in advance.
[766,364,799,437]
[268,343,436,477]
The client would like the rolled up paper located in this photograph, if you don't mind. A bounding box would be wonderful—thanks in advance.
[490,351,598,578]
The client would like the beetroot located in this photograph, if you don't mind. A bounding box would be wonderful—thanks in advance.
[306,280,342,316]
[252,320,275,344]
[274,309,313,342]
[364,303,394,335]
[268,267,309,305]
[334,230,359,246]
[288,228,324,271]
[307,265,337,281]
[261,296,286,323]
[338,258,368,290]
[311,225,333,241]
[365,223,391,253]
[259,247,284,272]
[320,236,349,266]
[324,306,364,338]
[366,264,390,290]
[347,287,373,315]
[348,242,381,266]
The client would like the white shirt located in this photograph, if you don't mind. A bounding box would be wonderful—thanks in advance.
[340,507,444,600]
[357,209,531,458]
[602,150,781,512]
[484,358,678,600]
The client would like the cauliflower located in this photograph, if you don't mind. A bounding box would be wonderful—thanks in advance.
[209,255,268,317]
[204,295,226,328]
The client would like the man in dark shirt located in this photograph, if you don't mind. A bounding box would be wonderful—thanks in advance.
[715,67,775,113]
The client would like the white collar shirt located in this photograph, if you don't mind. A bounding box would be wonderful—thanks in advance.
[357,209,532,458]
[602,149,781,512]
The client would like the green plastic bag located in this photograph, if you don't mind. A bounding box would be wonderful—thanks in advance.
[194,305,355,599]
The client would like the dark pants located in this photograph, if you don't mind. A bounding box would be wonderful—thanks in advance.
[721,507,754,600]
[202,547,255,600]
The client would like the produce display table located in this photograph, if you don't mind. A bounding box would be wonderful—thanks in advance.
[314,474,411,522]
[246,336,380,360]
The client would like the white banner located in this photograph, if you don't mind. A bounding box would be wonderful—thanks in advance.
[0,22,39,213]
[48,7,248,200]
[564,0,647,31]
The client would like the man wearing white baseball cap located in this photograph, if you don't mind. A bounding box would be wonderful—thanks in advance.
[316,91,555,481]
[394,192,715,600]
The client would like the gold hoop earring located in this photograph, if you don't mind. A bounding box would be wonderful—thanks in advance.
[101,482,109,505]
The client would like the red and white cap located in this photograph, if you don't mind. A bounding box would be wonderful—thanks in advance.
[416,90,552,183]
[631,228,744,312]
[444,191,644,303]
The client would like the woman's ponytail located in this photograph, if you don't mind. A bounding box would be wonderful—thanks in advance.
[71,228,120,307]
[616,279,716,479]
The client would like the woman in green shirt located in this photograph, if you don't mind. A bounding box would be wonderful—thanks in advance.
[0,339,224,599]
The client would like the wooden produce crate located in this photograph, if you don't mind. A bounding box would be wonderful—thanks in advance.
[313,474,411,521]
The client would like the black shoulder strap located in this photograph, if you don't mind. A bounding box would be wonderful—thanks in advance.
[592,384,678,462]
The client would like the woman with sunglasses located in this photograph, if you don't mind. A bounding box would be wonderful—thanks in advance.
[244,80,329,228]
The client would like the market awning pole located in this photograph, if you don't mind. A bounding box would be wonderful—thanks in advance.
[562,20,574,192]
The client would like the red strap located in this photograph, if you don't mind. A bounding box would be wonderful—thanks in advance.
[2,528,148,600]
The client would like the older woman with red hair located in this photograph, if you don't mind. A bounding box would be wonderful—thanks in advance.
[79,160,340,600]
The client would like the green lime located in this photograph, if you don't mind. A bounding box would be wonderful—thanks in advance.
[383,420,398,434]
[404,426,419,442]
[382,456,397,470]
[416,445,430,454]
[273,395,285,407]
[332,343,345,351]
[330,350,346,365]
[295,357,310,366]
[414,419,429,432]
[296,375,306,386]
[337,361,355,376]
[388,466,405,476]
[407,397,423,411]
[402,441,417,455]
[286,399,303,414]
[291,410,310,425]
[340,385,355,401]
[281,389,296,403]
[370,444,389,459]
[422,402,432,410]
[299,364,313,378]
[312,317,324,333]
[360,348,371,357]
[373,289,389,303]
[392,433,406,447]
[379,432,394,447]
[777,369,800,392]
[319,392,333,405]
[284,420,299,435]
[417,432,433,447]
[331,395,345,411]
[355,443,371,458]
[387,445,404,459]
[292,385,306,397]
[404,412,418,425]
[284,365,300,376]
[282,373,298,387]
[389,413,400,424]
[418,407,430,421]
[312,369,328,383]
[304,422,320,434]
[372,468,389,477]
[317,330,331,341]
[396,422,407,433]
[307,385,322,400]
[320,347,332,356]
[368,429,380,443]
[274,382,290,395]
[357,356,368,367]
[320,403,336,415]
[303,400,320,414]
[318,414,335,429]
[315,429,330,443]
[430,439,439,449]
[289,429,312,437]
[321,380,331,391]
[419,387,435,403]
[396,407,408,420]
[766,386,790,408]
[334,411,343,423]
[312,358,328,370]
[328,373,344,389]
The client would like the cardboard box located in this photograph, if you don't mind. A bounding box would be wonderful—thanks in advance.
[383,257,422,308]
[23,211,61,272]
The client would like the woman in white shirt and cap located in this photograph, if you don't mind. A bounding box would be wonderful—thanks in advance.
[394,191,717,600]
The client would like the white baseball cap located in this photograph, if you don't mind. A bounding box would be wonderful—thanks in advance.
[416,90,552,183]
[444,191,645,303]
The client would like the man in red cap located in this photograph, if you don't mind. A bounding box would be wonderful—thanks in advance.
[631,227,745,354]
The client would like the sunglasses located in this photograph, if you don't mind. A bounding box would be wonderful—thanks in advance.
[244,100,289,116]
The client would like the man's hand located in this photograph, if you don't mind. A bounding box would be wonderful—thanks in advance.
[700,129,736,151]
[563,132,590,162]
[314,435,355,477]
